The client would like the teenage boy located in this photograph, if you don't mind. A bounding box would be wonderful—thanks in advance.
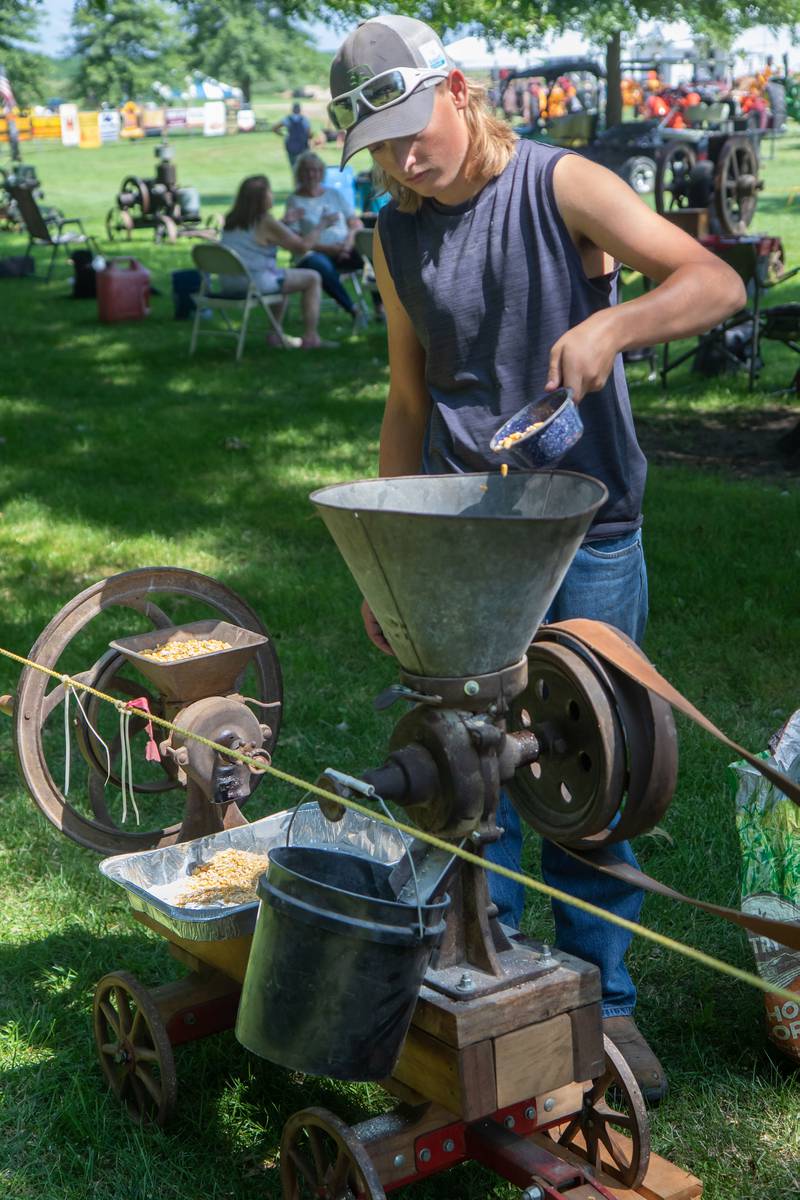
[328,15,744,1103]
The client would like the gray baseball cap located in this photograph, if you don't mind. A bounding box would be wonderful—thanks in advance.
[330,16,452,167]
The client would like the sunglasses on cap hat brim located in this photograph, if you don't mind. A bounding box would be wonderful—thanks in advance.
[328,66,448,132]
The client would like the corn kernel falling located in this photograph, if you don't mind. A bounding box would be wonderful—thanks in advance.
[500,463,508,478]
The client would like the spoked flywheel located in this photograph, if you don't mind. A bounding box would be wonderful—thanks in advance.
[280,1107,386,1200]
[654,142,696,214]
[14,567,283,854]
[552,1034,650,1189]
[506,625,677,848]
[714,136,762,236]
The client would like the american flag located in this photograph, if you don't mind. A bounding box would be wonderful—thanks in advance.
[0,65,16,113]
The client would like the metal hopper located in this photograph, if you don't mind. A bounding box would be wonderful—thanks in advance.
[310,471,607,677]
[110,619,268,702]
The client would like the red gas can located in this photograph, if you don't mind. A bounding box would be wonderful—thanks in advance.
[96,257,151,323]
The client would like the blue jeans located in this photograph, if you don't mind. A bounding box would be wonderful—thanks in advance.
[485,529,648,1016]
[297,252,354,314]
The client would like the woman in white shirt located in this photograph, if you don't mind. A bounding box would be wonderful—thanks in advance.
[285,152,380,329]
[220,174,338,349]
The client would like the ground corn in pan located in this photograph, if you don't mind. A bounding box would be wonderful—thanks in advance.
[173,847,269,907]
[140,638,231,663]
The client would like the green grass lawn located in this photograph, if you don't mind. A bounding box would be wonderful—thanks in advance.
[0,127,799,1200]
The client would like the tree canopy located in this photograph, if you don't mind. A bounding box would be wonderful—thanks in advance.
[180,0,330,101]
[1,0,45,103]
[71,0,186,106]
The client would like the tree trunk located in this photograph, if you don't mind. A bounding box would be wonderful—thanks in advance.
[241,75,251,103]
[605,29,622,129]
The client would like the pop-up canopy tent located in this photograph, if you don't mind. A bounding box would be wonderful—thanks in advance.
[153,74,244,102]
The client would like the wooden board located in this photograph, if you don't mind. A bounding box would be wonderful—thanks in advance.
[494,1012,575,1108]
[531,1132,703,1200]
[131,909,251,982]
[392,1025,496,1121]
[662,208,710,239]
[412,949,600,1049]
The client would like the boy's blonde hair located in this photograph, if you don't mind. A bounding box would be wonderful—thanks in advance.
[372,79,516,214]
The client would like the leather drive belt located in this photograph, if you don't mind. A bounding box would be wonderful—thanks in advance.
[547,619,800,953]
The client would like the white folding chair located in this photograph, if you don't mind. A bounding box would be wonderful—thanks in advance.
[339,227,375,321]
[188,242,288,362]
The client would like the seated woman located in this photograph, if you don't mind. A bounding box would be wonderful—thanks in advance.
[284,152,383,329]
[220,174,338,350]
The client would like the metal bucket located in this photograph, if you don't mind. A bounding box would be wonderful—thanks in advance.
[235,844,448,1080]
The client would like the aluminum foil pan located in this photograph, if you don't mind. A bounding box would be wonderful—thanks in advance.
[99,804,407,942]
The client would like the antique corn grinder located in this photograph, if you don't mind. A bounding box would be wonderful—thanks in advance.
[9,477,694,1199]
[13,569,283,856]
[234,470,684,1198]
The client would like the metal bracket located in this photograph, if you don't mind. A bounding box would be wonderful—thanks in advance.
[374,683,443,711]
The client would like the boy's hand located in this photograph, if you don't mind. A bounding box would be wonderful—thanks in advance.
[361,599,394,656]
[545,311,618,403]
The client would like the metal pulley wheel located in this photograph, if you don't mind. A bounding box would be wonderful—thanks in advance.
[553,1034,650,1189]
[14,567,283,855]
[106,206,135,241]
[154,213,178,244]
[714,136,762,235]
[280,1107,386,1200]
[119,175,150,216]
[654,142,696,214]
[506,641,625,844]
[506,627,677,848]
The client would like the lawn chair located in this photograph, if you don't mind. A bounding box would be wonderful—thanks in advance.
[338,227,376,323]
[661,236,800,390]
[188,242,289,362]
[11,185,94,282]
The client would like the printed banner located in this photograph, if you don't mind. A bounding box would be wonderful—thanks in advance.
[31,114,61,140]
[98,110,121,143]
[203,100,226,137]
[59,103,80,146]
[78,110,101,148]
[165,107,188,129]
[141,107,165,135]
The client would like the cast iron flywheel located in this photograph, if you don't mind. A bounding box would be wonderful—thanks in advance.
[14,567,282,854]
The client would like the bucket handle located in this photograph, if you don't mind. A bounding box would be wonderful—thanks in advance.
[285,771,425,939]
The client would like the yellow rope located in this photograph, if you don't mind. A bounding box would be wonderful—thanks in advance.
[2,642,799,1006]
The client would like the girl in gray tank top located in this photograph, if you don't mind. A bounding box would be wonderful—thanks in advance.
[378,138,646,539]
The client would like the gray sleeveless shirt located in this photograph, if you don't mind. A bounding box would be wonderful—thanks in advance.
[378,139,646,538]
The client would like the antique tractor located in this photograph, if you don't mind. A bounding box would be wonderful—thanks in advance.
[654,129,764,237]
[106,141,221,244]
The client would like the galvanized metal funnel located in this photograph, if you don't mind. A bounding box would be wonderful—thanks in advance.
[310,471,608,677]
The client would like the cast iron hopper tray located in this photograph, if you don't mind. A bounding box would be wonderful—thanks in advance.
[99,805,406,942]
[109,619,268,702]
